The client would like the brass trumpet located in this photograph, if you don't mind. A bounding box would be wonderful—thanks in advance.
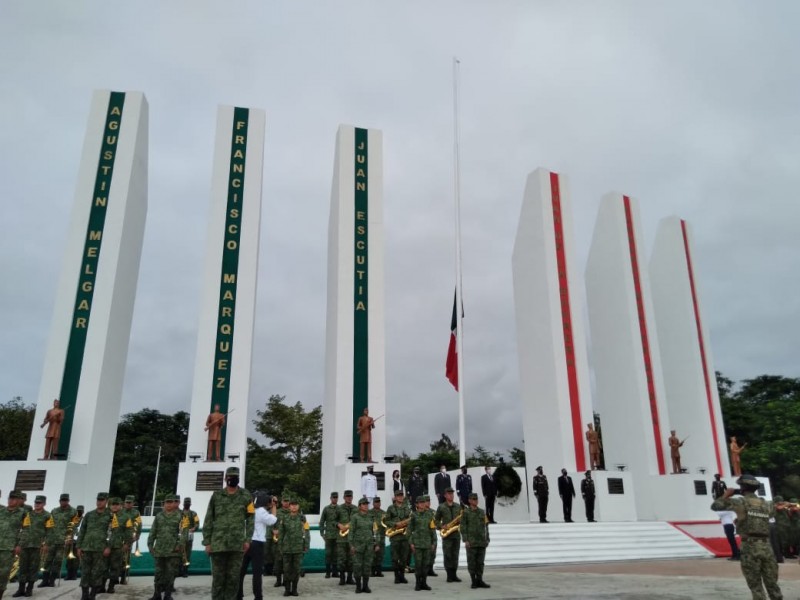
[385,517,409,538]
[338,524,350,538]
[440,512,462,538]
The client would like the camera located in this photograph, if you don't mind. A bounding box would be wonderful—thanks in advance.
[731,489,742,495]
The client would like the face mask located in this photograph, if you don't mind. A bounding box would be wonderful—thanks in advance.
[226,476,239,487]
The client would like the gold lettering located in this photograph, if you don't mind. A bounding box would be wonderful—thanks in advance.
[100,181,107,191]
[219,341,230,352]
[236,120,246,130]
[78,299,90,311]
[228,224,238,235]
[233,163,243,173]
[105,136,117,145]
[357,141,365,150]
[101,166,111,175]
[217,359,229,370]
[89,231,102,241]
[222,307,232,317]
[95,196,107,207]
[223,290,234,301]
[223,273,236,284]
[108,120,119,131]
[356,168,365,178]
[229,208,239,219]
[81,282,93,292]
[110,106,121,116]
[216,377,226,389]
[356,270,365,280]
[235,135,245,144]
[356,182,366,191]
[356,240,365,250]
[75,317,88,328]
[232,178,241,188]
[103,150,113,160]
[84,264,94,275]
[356,211,366,221]
[356,255,365,265]
[356,154,365,164]
[220,324,232,335]
[233,149,244,159]
[227,240,237,250]
[87,247,98,257]
[355,301,366,311]
[356,225,365,235]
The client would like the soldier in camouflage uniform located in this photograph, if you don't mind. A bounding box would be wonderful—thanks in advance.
[119,495,142,585]
[349,497,377,593]
[460,492,490,589]
[102,498,132,594]
[336,490,356,586]
[711,474,782,600]
[0,491,26,600]
[203,466,254,600]
[407,495,436,591]
[435,487,462,582]
[278,498,309,597]
[317,491,339,578]
[423,495,438,578]
[40,493,77,588]
[77,493,113,600]
[148,494,185,600]
[370,496,386,578]
[178,497,199,577]
[14,494,55,597]
[272,495,290,588]
[384,489,411,585]
[773,496,793,559]
[65,505,84,581]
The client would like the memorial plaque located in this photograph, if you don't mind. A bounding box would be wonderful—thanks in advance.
[694,480,708,495]
[607,478,625,495]
[196,471,224,491]
[15,470,46,491]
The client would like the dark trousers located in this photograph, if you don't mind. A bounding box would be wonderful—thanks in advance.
[723,524,740,559]
[485,495,496,522]
[238,540,265,600]
[562,496,573,521]
[584,495,595,521]
[536,494,548,522]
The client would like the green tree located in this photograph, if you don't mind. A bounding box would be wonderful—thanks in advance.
[246,395,322,514]
[0,396,35,460]
[110,409,189,509]
[466,445,503,467]
[508,446,526,467]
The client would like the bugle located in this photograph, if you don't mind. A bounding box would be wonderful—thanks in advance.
[440,512,462,538]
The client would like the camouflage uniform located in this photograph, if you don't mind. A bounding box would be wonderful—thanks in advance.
[16,496,55,595]
[178,500,199,577]
[42,495,77,586]
[773,496,792,558]
[317,493,340,578]
[119,496,142,585]
[422,498,438,577]
[271,500,289,587]
[384,491,411,584]
[335,492,356,585]
[407,496,436,591]
[0,491,25,595]
[104,499,133,593]
[148,494,185,600]
[711,475,782,600]
[202,467,254,600]
[370,499,387,577]
[65,506,84,580]
[278,501,309,597]
[434,491,462,582]
[349,498,376,592]
[77,493,113,599]
[460,493,490,589]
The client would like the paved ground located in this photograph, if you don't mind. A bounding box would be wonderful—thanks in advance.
[16,558,800,599]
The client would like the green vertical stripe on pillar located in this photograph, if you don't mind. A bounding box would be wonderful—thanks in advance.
[57,91,126,458]
[352,128,369,458]
[210,106,249,458]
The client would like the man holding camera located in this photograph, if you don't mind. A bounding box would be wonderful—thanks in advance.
[711,474,782,600]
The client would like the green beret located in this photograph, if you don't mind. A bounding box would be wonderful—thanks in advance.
[468,492,479,499]
[9,490,23,500]
[344,490,353,497]
[225,466,240,476]
[59,493,70,501]
[97,492,109,501]
[124,495,135,503]
[358,497,369,505]
[110,497,122,505]
[330,491,339,498]
[34,495,46,503]
[76,505,85,511]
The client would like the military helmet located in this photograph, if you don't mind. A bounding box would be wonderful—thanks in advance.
[736,474,760,487]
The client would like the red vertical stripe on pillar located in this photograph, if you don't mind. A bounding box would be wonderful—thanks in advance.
[550,172,586,471]
[623,196,666,475]
[681,220,724,475]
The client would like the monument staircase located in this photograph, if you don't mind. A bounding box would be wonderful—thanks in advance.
[435,521,713,568]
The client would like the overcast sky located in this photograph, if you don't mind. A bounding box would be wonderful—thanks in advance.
[1,1,799,460]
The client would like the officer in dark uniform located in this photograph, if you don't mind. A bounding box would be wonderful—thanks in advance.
[581,471,596,522]
[711,474,728,500]
[532,466,549,523]
[407,468,426,507]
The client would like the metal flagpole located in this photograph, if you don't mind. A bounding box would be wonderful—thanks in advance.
[453,56,466,468]
[150,445,162,516]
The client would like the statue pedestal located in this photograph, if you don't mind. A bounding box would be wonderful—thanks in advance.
[0,460,88,508]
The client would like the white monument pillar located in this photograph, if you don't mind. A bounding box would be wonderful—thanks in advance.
[512,169,593,520]
[650,217,729,478]
[177,106,265,518]
[320,125,398,507]
[585,193,671,481]
[0,90,148,507]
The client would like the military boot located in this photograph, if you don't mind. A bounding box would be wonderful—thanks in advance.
[451,569,462,582]
[273,574,283,588]
[37,574,50,588]
[420,576,431,591]
[338,572,346,586]
[324,563,331,578]
[107,577,117,594]
[399,569,408,584]
[355,577,362,594]
[10,582,24,598]
[163,589,174,600]
[393,569,400,584]
[291,579,299,597]
[470,573,478,589]
[427,566,437,577]
[282,581,291,597]
[477,576,490,588]
[374,563,383,577]
[346,572,355,585]
[362,577,371,593]
[80,587,90,600]
[414,574,421,591]
[24,582,34,597]
[147,586,161,600]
